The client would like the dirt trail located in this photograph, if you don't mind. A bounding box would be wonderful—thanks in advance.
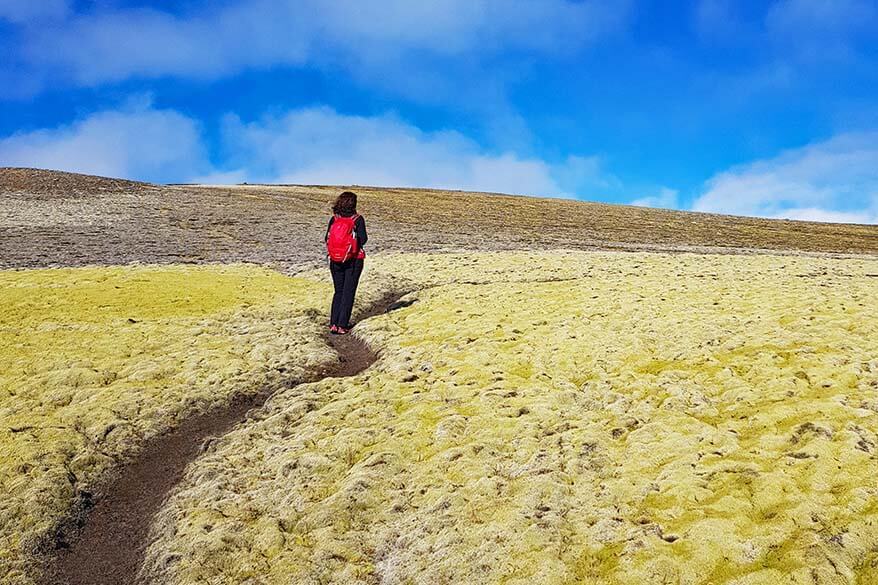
[41,292,404,585]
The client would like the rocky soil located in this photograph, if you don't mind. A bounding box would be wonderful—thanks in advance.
[3,168,877,273]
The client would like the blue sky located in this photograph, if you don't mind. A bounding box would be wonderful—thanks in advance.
[1,0,877,223]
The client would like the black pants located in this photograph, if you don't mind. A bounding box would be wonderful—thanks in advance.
[329,258,364,327]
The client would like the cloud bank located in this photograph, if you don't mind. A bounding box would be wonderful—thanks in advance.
[693,132,878,224]
[630,187,680,210]
[0,101,208,182]
[3,99,877,225]
[212,108,622,197]
[13,0,629,86]
[0,102,602,197]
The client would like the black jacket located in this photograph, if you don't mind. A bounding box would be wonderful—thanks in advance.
[325,214,368,248]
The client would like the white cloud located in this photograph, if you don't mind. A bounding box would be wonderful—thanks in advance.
[0,0,69,23]
[312,0,624,56]
[774,207,877,224]
[630,187,680,210]
[692,132,878,224]
[0,100,209,182]
[552,155,623,196]
[0,102,614,197]
[19,6,310,84]
[216,107,587,196]
[17,0,629,86]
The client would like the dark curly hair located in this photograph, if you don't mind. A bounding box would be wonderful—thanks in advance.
[332,191,358,216]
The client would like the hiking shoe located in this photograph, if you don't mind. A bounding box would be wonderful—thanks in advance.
[336,326,351,335]
[329,325,339,334]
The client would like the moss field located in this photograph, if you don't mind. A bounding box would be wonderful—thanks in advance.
[127,251,878,585]
[0,264,342,584]
[2,252,877,584]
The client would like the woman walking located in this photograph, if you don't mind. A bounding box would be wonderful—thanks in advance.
[325,191,367,335]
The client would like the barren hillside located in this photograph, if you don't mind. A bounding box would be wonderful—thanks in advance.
[2,168,876,272]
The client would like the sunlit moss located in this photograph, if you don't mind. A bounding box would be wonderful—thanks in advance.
[0,264,335,585]
[143,251,878,584]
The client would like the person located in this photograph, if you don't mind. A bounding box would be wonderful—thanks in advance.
[325,191,367,334]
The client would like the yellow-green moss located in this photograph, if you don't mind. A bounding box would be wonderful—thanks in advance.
[0,264,336,585]
[142,251,878,585]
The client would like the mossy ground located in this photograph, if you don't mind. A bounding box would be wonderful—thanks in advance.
[0,264,338,584]
[142,251,878,585]
[5,171,878,585]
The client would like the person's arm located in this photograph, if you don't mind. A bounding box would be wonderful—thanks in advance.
[355,216,368,247]
[325,216,334,242]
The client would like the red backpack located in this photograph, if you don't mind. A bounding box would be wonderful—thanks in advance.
[326,214,360,262]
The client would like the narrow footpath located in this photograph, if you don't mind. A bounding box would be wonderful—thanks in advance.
[42,292,404,585]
